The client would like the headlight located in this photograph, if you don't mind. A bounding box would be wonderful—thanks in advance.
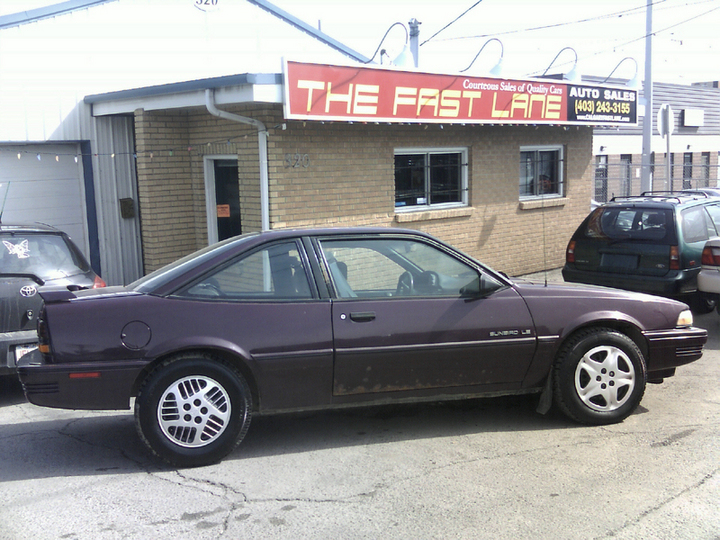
[676,309,694,328]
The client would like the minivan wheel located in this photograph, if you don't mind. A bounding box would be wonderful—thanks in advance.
[554,327,646,425]
[690,291,718,315]
[135,353,252,467]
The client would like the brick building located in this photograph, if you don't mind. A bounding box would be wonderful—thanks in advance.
[86,61,629,277]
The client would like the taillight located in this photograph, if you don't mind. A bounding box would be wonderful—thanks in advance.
[702,245,720,266]
[669,246,680,270]
[92,275,107,288]
[566,240,576,263]
[37,311,52,356]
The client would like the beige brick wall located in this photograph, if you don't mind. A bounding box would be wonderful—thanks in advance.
[134,104,593,276]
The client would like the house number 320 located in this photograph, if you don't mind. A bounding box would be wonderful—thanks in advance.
[285,153,310,168]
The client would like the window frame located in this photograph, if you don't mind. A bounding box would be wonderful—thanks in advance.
[394,147,469,212]
[519,145,565,200]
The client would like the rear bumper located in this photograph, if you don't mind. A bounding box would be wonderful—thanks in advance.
[562,266,699,296]
[17,350,148,410]
[0,330,38,375]
[698,267,720,294]
[643,326,708,375]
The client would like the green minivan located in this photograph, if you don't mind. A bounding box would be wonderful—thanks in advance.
[563,192,720,313]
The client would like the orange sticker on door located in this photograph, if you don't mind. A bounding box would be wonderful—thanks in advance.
[216,204,231,218]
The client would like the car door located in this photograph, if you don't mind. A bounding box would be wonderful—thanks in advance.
[316,236,537,397]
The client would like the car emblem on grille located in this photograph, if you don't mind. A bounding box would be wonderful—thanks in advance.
[20,285,37,298]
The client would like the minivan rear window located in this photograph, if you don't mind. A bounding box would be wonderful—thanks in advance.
[583,207,676,242]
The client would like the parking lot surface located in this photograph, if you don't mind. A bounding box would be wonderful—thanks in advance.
[0,311,718,540]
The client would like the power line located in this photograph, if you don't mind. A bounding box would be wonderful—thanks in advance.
[428,0,719,44]
[523,3,720,77]
[420,0,484,46]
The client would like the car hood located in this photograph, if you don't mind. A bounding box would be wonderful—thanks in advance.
[510,278,689,333]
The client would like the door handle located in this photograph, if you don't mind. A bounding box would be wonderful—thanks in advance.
[349,311,376,322]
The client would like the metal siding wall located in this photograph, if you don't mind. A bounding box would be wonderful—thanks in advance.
[91,116,143,285]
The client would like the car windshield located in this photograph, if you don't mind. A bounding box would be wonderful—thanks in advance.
[583,207,676,242]
[1,233,90,281]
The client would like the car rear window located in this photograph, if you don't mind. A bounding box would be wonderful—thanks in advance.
[582,207,676,242]
[1,233,90,280]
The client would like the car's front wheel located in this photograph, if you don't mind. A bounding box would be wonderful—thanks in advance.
[553,327,646,425]
[135,353,252,467]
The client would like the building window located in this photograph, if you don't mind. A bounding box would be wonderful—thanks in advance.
[683,152,693,189]
[701,152,710,186]
[519,146,564,198]
[395,149,467,209]
[594,155,608,203]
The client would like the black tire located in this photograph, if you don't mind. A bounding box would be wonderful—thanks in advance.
[135,353,252,467]
[690,291,718,315]
[553,327,646,425]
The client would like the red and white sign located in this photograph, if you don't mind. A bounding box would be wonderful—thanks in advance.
[283,60,637,126]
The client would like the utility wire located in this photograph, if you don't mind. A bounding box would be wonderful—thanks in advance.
[433,0,669,43]
[523,3,720,77]
[420,0,484,46]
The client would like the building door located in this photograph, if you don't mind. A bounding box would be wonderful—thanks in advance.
[204,157,241,244]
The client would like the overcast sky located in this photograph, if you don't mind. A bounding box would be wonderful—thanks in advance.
[271,0,720,85]
[3,0,719,85]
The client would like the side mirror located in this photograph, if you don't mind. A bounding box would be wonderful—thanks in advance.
[459,276,481,297]
[460,274,502,298]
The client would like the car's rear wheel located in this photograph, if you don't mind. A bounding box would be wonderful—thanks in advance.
[554,327,646,425]
[135,353,252,467]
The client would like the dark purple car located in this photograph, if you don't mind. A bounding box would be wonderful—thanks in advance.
[18,228,707,467]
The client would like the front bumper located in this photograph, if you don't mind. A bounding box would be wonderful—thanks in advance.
[17,350,148,410]
[643,326,708,376]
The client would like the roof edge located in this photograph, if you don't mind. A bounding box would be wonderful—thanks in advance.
[84,73,283,104]
[0,0,116,29]
[247,0,371,64]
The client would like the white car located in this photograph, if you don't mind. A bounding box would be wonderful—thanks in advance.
[698,237,720,314]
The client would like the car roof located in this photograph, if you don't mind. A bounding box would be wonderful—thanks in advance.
[0,222,64,234]
[606,192,718,209]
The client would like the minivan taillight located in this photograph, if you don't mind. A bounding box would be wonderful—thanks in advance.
[669,246,680,270]
[566,240,576,263]
[92,275,107,288]
[702,245,720,266]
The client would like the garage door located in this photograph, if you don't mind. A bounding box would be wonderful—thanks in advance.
[0,143,90,258]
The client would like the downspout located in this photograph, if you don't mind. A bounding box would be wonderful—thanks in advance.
[205,89,270,231]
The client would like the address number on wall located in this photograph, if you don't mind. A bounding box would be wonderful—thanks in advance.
[285,153,310,168]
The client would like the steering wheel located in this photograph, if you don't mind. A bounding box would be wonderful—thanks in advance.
[417,270,442,294]
[190,278,223,298]
[396,271,415,296]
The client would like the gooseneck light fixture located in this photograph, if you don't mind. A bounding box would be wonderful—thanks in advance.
[367,22,414,68]
[541,46,579,82]
[460,37,504,76]
[602,57,640,89]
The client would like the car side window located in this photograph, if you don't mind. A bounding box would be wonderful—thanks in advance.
[704,204,720,236]
[319,237,491,299]
[179,241,313,300]
[681,207,713,244]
